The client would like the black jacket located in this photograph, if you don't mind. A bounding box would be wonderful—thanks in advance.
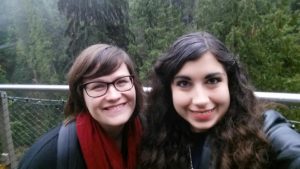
[264,110,300,169]
[195,110,300,169]
[17,123,86,169]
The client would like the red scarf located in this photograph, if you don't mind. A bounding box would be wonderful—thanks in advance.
[76,112,142,169]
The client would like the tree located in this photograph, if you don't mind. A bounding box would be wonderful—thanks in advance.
[195,0,240,41]
[226,0,300,92]
[0,0,17,83]
[58,0,132,59]
[129,0,186,82]
[195,0,300,92]
[10,0,68,84]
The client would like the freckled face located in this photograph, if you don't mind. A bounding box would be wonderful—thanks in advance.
[171,52,230,132]
[83,63,136,133]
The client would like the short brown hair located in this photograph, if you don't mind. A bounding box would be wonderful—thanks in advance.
[64,44,143,120]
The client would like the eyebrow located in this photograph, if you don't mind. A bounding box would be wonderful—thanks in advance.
[173,72,226,80]
[173,76,191,81]
[204,72,226,79]
[84,75,131,84]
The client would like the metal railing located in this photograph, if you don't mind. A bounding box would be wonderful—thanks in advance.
[0,84,299,102]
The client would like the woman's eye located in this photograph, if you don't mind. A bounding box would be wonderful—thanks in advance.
[116,79,129,86]
[88,83,106,91]
[207,77,221,84]
[176,80,191,88]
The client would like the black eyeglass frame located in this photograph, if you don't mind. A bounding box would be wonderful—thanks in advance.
[80,75,134,98]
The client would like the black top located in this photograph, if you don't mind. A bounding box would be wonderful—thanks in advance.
[18,125,60,169]
[190,132,208,169]
[18,122,86,169]
[189,110,300,169]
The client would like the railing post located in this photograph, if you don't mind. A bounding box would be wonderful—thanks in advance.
[0,91,17,169]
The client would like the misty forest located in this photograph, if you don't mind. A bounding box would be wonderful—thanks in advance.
[0,0,299,93]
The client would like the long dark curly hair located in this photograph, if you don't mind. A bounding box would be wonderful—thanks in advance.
[139,32,272,169]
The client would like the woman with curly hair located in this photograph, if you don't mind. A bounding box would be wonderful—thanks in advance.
[139,32,300,169]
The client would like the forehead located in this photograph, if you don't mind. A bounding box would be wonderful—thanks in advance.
[83,63,130,83]
[102,63,130,78]
[175,52,226,76]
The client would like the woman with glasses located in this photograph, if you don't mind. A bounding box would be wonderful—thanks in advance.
[18,44,144,169]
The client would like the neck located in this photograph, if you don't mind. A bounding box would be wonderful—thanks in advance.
[101,124,125,149]
[111,129,123,150]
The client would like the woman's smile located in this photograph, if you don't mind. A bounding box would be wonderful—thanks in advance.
[171,52,230,132]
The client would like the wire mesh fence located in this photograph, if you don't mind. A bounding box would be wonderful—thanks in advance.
[0,92,66,168]
[8,96,65,161]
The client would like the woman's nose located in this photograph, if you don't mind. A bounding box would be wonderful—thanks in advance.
[105,85,121,100]
[192,85,210,105]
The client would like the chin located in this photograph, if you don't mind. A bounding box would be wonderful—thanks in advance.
[192,123,216,132]
[113,116,132,125]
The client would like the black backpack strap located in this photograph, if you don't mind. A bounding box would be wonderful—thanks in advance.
[57,121,85,169]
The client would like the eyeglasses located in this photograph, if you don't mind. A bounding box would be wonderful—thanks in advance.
[81,75,134,98]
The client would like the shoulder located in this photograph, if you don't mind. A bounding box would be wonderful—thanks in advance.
[263,109,299,137]
[263,110,295,132]
[57,121,85,169]
[263,109,300,169]
[18,124,61,169]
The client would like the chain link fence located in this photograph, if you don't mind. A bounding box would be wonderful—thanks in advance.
[9,96,65,160]
[0,91,66,169]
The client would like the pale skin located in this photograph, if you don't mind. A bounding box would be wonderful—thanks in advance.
[83,63,136,148]
[171,52,230,133]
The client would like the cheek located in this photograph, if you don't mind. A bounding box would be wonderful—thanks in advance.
[216,85,230,107]
[171,89,189,110]
[83,93,97,111]
[126,87,137,110]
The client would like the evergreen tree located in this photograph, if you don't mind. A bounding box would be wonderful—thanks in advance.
[129,0,186,82]
[196,0,300,92]
[11,0,68,83]
[58,0,132,59]
[0,0,16,83]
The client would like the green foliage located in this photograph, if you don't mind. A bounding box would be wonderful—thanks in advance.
[228,1,299,92]
[58,0,132,59]
[0,0,16,83]
[0,65,8,83]
[10,0,68,84]
[196,0,300,93]
[274,102,300,131]
[129,0,186,82]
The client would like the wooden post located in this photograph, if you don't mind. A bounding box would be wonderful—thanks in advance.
[0,92,17,169]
